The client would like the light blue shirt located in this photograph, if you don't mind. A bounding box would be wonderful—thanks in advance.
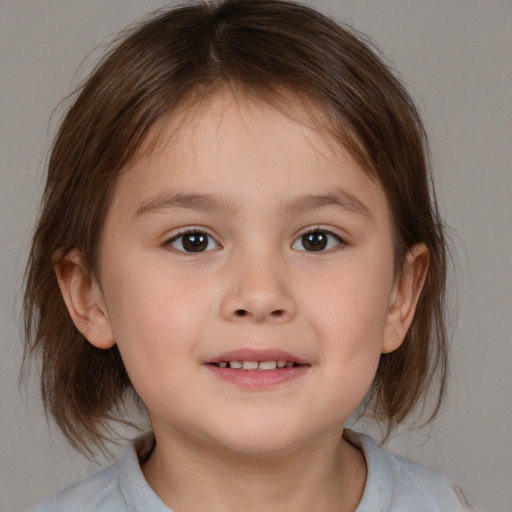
[30,431,472,511]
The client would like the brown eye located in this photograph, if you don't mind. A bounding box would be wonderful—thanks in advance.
[168,231,218,253]
[293,230,342,252]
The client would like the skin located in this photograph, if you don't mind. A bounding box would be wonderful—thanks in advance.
[56,91,428,512]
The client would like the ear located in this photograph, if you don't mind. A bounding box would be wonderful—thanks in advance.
[54,248,115,349]
[382,243,429,354]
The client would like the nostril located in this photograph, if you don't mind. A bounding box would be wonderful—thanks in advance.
[232,309,288,320]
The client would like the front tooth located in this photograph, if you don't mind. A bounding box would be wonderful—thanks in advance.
[242,361,259,370]
[229,361,243,369]
[259,361,277,370]
[277,361,287,368]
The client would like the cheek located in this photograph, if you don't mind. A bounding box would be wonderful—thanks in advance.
[304,257,393,404]
[101,261,211,393]
[312,263,392,349]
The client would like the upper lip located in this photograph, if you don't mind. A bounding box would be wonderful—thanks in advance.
[205,348,309,365]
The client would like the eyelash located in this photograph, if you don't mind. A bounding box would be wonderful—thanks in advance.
[292,228,345,253]
[165,229,220,253]
[164,227,345,254]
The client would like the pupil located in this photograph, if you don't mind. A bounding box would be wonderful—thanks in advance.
[303,232,327,251]
[183,233,207,252]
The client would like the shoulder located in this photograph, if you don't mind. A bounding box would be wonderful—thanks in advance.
[345,431,473,512]
[28,463,125,512]
[28,432,167,512]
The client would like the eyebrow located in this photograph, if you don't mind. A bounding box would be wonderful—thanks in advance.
[134,192,237,218]
[134,188,372,220]
[281,188,373,220]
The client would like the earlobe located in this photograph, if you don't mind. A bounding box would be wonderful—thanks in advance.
[54,248,115,349]
[382,243,430,354]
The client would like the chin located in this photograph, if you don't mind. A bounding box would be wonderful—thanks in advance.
[205,417,313,457]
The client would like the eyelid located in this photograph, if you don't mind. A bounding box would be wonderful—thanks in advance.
[163,227,221,253]
[292,226,347,252]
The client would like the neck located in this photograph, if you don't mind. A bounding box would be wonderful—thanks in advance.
[142,426,366,512]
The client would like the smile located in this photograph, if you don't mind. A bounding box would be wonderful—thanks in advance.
[205,349,310,389]
[211,360,300,370]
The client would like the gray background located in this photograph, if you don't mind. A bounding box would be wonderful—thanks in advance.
[1,1,511,511]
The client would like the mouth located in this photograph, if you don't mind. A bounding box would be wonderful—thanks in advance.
[205,347,308,368]
[204,348,310,388]
[208,360,303,370]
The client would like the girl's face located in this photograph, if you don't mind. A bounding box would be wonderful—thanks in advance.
[87,91,417,455]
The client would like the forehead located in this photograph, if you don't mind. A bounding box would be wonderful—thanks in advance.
[132,86,369,173]
[109,89,389,223]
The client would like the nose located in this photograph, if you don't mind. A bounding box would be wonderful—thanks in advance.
[219,251,297,324]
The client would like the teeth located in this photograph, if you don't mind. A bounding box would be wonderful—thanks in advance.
[221,360,296,370]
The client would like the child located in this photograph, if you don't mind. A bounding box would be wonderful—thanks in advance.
[23,0,472,510]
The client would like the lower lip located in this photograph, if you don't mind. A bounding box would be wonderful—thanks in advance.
[205,364,309,389]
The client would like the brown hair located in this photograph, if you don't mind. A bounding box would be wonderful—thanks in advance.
[22,0,449,455]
